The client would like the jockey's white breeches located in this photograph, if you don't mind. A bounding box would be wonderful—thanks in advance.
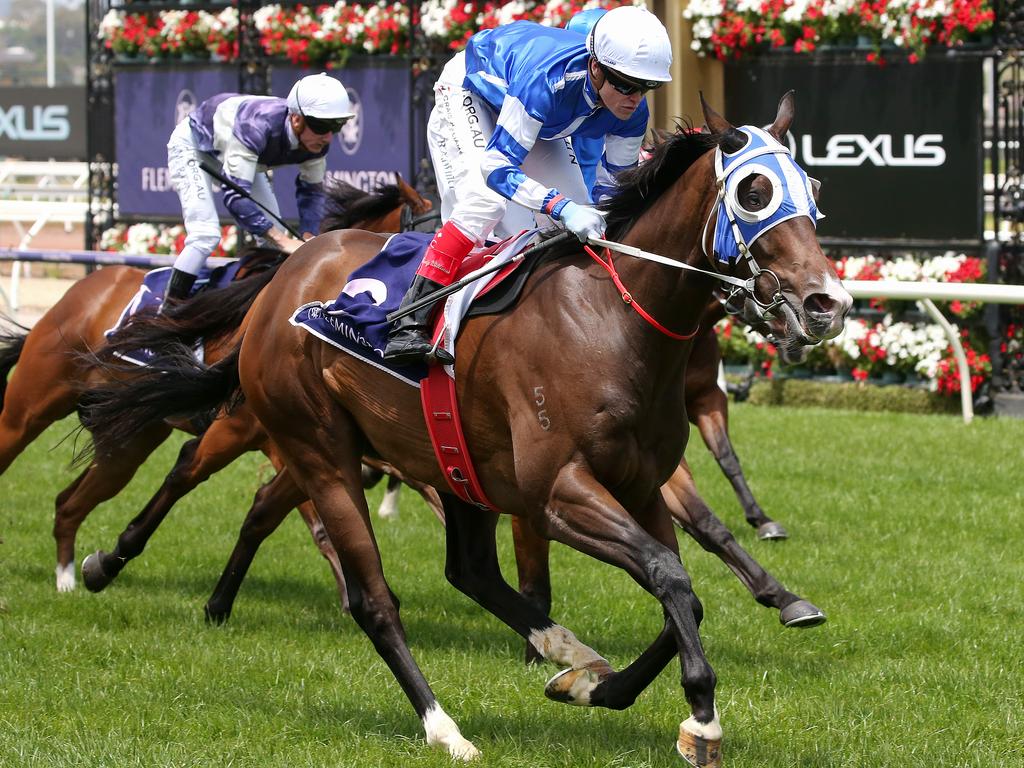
[427,52,590,244]
[166,120,280,274]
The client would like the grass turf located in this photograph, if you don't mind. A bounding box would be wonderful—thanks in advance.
[0,406,1022,767]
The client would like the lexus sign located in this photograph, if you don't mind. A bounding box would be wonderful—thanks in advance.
[0,86,87,160]
[726,57,983,243]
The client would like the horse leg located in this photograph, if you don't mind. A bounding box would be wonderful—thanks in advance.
[81,410,262,592]
[536,463,721,766]
[204,466,312,623]
[510,516,551,664]
[0,378,77,476]
[294,499,350,614]
[51,422,172,592]
[692,393,786,540]
[664,460,825,627]
[266,419,479,761]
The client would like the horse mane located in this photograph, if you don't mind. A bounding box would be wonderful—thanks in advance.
[601,124,720,240]
[320,180,402,233]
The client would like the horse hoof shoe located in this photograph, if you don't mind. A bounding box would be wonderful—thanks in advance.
[81,551,114,593]
[757,521,788,540]
[677,725,722,767]
[780,600,826,628]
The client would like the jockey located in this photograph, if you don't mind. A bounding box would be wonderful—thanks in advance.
[163,72,355,306]
[383,6,672,365]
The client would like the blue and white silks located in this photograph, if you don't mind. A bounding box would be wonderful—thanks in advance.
[711,126,821,265]
[463,22,647,212]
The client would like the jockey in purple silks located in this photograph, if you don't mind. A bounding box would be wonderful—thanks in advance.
[162,72,355,306]
[383,7,673,366]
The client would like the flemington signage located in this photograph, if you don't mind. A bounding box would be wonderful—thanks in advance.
[0,86,87,160]
[115,62,413,219]
[725,57,983,242]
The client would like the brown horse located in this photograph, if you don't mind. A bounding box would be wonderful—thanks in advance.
[0,179,433,593]
[79,95,851,763]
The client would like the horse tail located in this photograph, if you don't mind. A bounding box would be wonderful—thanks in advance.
[99,256,283,364]
[0,318,29,410]
[77,343,242,463]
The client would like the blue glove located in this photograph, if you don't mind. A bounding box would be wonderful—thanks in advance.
[558,201,606,243]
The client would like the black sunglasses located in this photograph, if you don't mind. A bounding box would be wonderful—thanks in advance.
[302,113,349,135]
[599,64,663,96]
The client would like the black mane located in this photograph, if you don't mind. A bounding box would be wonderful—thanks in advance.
[601,126,719,240]
[320,181,403,233]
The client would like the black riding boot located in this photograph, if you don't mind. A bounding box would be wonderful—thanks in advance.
[383,275,455,366]
[161,268,197,311]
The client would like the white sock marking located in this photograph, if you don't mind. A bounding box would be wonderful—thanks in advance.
[55,562,76,592]
[377,482,400,519]
[681,706,722,741]
[422,703,480,761]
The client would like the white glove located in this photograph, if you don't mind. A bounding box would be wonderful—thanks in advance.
[558,201,606,243]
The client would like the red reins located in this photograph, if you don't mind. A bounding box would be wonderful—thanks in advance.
[583,245,699,341]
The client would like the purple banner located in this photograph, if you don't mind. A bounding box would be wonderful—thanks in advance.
[115,67,237,217]
[270,62,413,220]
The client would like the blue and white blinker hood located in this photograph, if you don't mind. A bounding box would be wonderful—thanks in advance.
[708,126,822,265]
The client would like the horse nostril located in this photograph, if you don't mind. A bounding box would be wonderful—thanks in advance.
[804,292,836,317]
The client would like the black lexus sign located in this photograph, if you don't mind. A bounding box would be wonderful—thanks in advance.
[725,57,983,243]
[0,86,88,161]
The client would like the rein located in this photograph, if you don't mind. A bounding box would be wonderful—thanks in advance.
[583,245,698,341]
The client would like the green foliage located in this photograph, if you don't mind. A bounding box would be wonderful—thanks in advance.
[746,378,961,414]
[1,411,1022,767]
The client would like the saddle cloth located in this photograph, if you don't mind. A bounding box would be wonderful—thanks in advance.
[288,228,541,386]
[103,260,244,366]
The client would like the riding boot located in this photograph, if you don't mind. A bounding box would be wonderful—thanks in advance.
[160,268,197,312]
[383,275,454,366]
[383,221,475,366]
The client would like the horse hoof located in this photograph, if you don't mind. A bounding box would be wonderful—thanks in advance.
[544,660,613,706]
[757,521,788,540]
[780,600,826,628]
[204,603,231,625]
[677,724,722,767]
[81,551,115,593]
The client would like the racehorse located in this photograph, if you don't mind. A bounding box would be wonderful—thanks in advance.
[0,178,433,593]
[77,94,851,763]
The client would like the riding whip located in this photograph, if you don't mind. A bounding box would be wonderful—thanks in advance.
[198,158,304,239]
[386,230,574,323]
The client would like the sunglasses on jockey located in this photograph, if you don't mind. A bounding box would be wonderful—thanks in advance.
[598,63,664,96]
[300,111,350,136]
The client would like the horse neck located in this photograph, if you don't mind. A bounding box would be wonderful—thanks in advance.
[608,157,718,355]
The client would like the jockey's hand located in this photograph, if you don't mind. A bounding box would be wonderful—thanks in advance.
[559,202,606,243]
[266,229,306,254]
[302,231,316,241]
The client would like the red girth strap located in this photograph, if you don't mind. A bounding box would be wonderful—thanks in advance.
[420,363,497,511]
[583,245,699,341]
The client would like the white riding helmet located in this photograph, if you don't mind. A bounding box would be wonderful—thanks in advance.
[286,72,355,121]
[587,7,673,86]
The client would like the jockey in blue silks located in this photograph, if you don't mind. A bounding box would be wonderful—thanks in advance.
[384,6,673,365]
[163,72,355,305]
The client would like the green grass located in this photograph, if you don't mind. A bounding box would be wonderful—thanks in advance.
[1,407,1022,767]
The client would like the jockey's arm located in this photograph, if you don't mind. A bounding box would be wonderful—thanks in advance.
[479,90,576,221]
[295,155,327,237]
[219,118,276,237]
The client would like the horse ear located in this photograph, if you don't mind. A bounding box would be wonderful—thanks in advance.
[700,92,746,153]
[700,91,732,136]
[766,90,795,141]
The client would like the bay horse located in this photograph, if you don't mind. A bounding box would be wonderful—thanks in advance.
[79,94,851,763]
[0,178,433,593]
